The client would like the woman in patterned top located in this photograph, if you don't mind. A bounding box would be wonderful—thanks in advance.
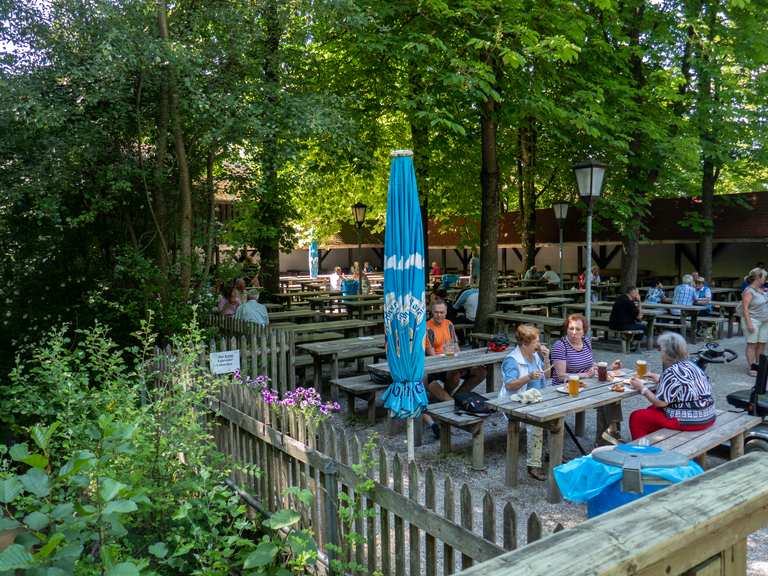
[628,332,716,439]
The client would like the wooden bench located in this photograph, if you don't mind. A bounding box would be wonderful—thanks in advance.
[427,391,497,471]
[628,409,762,465]
[294,331,345,344]
[654,314,725,341]
[591,318,645,353]
[330,375,388,423]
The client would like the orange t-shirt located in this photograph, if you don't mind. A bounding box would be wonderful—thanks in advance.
[426,319,457,354]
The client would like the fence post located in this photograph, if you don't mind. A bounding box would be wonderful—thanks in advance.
[321,458,340,576]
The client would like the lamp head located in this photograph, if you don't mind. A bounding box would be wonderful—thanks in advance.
[553,202,570,221]
[572,159,607,199]
[352,202,368,227]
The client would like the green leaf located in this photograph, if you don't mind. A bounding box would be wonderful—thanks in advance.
[0,517,20,530]
[34,532,65,559]
[59,450,95,477]
[9,443,30,461]
[107,562,139,576]
[263,509,301,530]
[23,511,49,530]
[0,477,24,503]
[31,422,60,452]
[20,468,50,497]
[243,541,278,569]
[148,542,168,559]
[103,500,137,515]
[99,478,125,502]
[0,544,33,571]
[51,503,74,521]
[9,444,46,469]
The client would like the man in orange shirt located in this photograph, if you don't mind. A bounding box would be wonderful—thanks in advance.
[425,301,487,400]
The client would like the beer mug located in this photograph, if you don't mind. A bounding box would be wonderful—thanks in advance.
[597,362,608,382]
[445,341,456,357]
[567,374,580,397]
[636,360,647,378]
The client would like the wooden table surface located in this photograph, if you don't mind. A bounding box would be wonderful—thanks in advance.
[498,296,573,314]
[487,373,650,502]
[277,319,379,335]
[299,334,387,392]
[368,347,510,393]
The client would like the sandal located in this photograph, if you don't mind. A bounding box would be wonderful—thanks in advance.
[601,431,625,446]
[527,466,547,482]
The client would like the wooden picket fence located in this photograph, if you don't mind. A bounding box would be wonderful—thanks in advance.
[211,380,560,576]
[156,330,296,392]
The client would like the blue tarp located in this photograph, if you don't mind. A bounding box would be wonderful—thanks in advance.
[380,152,428,420]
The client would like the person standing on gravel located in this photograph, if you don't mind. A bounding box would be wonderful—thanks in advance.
[740,267,768,377]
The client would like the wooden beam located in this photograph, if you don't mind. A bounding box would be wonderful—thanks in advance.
[712,242,727,261]
[678,243,699,270]
[441,249,447,273]
[453,249,470,271]
[318,249,332,267]
[512,248,523,263]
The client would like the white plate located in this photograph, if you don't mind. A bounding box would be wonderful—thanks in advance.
[555,386,586,394]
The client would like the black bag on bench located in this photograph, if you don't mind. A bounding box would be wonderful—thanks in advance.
[454,391,493,416]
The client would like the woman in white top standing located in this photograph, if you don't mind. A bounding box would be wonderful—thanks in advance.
[499,324,550,481]
[741,267,768,376]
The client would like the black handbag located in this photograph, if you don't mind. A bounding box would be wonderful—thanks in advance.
[454,391,494,416]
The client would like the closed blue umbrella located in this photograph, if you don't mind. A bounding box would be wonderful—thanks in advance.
[380,150,428,419]
[309,240,319,278]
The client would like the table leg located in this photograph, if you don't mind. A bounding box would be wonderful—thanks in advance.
[367,393,377,424]
[331,356,340,401]
[689,311,699,343]
[646,318,655,351]
[574,412,585,437]
[439,422,451,453]
[727,311,735,339]
[471,423,486,471]
[680,311,688,341]
[313,356,322,392]
[505,419,520,488]
[486,363,500,393]
[546,419,565,503]
[730,432,745,460]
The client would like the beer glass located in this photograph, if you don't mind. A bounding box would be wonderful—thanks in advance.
[568,374,580,397]
[597,362,608,382]
[636,360,647,378]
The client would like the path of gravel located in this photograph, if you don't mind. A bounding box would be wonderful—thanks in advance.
[325,334,768,574]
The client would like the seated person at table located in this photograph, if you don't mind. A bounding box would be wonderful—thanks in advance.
[430,261,442,276]
[453,287,479,324]
[234,277,248,305]
[430,288,458,323]
[234,293,269,326]
[363,261,374,273]
[551,314,622,443]
[693,277,714,315]
[627,332,715,439]
[329,266,344,291]
[541,265,560,286]
[523,265,540,281]
[665,274,696,316]
[499,324,551,481]
[609,286,646,333]
[645,279,665,303]
[425,302,486,400]
[217,283,240,317]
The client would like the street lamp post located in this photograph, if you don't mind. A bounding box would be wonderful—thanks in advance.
[552,202,570,290]
[573,160,607,336]
[352,202,368,296]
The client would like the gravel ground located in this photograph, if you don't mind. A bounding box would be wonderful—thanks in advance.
[326,333,768,574]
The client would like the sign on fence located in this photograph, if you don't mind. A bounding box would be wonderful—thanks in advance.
[210,350,241,374]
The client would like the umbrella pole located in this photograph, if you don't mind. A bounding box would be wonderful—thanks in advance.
[407,418,415,462]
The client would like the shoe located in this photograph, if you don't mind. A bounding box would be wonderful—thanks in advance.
[527,466,546,482]
[749,369,758,377]
[601,431,625,446]
[430,422,441,440]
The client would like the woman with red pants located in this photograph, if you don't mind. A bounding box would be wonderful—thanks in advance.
[628,332,716,439]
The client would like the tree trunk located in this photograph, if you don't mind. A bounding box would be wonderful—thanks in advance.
[158,0,192,294]
[152,15,171,273]
[518,117,537,270]
[621,228,640,290]
[475,92,500,333]
[257,0,282,294]
[201,149,217,287]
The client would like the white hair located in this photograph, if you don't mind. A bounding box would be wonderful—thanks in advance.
[657,332,688,363]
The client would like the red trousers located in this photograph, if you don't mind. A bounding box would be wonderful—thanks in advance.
[629,406,714,440]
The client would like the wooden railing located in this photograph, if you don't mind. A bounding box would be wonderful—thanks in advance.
[454,452,768,576]
[210,380,559,575]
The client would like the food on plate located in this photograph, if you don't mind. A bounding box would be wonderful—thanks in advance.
[610,383,625,392]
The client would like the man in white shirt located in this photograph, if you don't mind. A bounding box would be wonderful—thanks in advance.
[541,265,560,286]
[234,294,269,326]
[453,287,479,322]
[329,266,343,291]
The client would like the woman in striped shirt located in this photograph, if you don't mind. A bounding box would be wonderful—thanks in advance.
[629,332,716,439]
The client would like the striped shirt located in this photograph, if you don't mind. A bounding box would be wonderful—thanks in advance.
[550,337,594,386]
[656,360,716,425]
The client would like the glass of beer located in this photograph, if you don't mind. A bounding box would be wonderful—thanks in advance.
[445,341,456,357]
[597,362,608,382]
[568,374,580,397]
[636,360,647,378]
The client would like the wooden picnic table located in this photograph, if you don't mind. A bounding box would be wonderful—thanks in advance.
[709,286,742,301]
[343,299,383,320]
[277,319,380,338]
[540,289,586,299]
[712,301,741,338]
[268,309,321,323]
[631,301,707,342]
[298,334,387,393]
[498,296,573,316]
[487,374,650,503]
[368,347,510,393]
[562,302,660,349]
[488,312,563,343]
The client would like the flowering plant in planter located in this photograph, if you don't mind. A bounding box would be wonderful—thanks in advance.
[261,386,340,425]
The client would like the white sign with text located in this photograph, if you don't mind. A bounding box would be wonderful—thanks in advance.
[209,350,241,375]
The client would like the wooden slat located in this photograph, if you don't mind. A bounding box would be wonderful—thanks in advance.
[460,484,473,569]
[502,503,517,551]
[393,455,405,576]
[425,468,437,576]
[444,477,455,576]
[380,447,391,576]
[409,461,421,576]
